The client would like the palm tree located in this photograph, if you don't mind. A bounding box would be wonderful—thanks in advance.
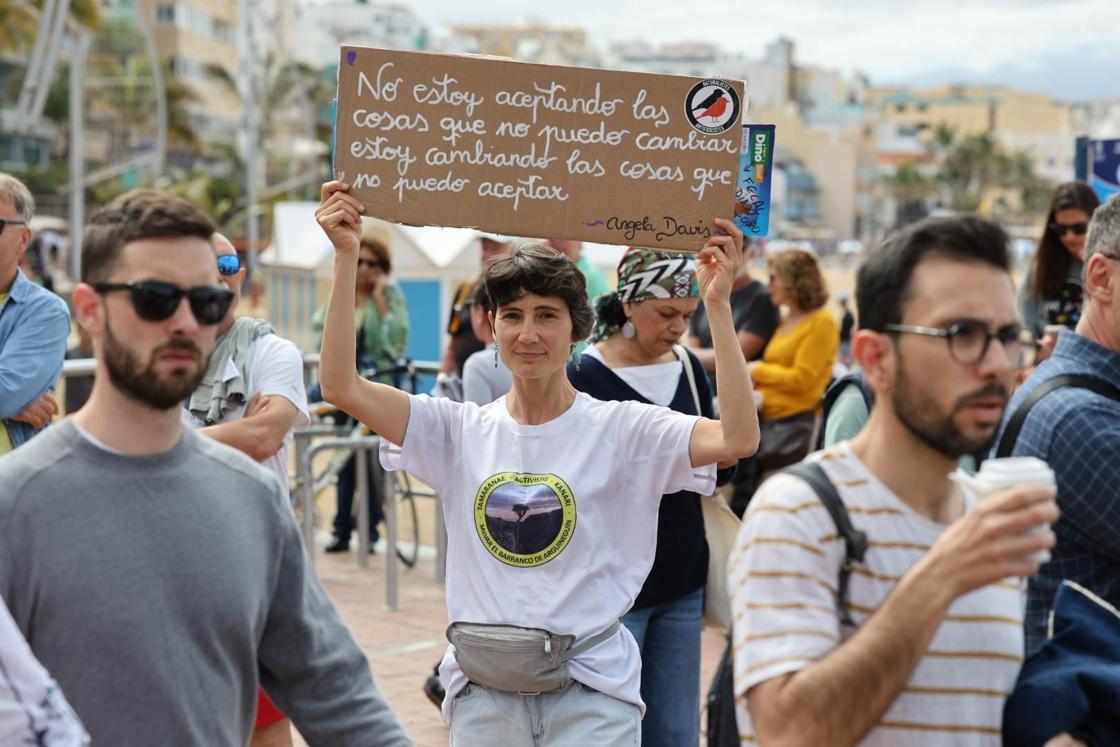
[0,0,39,53]
[0,0,101,54]
[882,161,933,226]
[40,20,201,160]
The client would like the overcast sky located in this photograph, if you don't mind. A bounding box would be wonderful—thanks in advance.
[413,0,1120,100]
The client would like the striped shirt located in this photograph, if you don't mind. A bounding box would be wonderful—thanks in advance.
[729,443,1024,745]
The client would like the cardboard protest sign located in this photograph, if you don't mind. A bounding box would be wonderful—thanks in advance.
[333,46,746,252]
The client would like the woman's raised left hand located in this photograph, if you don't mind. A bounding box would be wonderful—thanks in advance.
[696,218,744,307]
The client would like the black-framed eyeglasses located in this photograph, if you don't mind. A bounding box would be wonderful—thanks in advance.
[217,254,241,276]
[1050,221,1089,237]
[0,219,28,234]
[93,281,233,325]
[883,319,1026,367]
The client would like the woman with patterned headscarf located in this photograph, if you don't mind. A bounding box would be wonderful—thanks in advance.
[568,248,737,747]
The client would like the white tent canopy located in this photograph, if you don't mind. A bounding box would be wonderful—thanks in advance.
[260,201,488,279]
[261,201,638,278]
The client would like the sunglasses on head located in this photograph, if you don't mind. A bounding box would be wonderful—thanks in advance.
[217,254,241,275]
[93,281,234,325]
[1050,222,1089,237]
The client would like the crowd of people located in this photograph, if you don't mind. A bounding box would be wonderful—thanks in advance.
[0,166,1117,747]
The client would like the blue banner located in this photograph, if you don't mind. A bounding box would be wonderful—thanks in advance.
[734,124,776,237]
[1091,138,1120,203]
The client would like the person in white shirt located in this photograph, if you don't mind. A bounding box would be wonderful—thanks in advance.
[315,180,760,744]
[182,233,310,747]
[183,234,310,487]
[729,215,1072,746]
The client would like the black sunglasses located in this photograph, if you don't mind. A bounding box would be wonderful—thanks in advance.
[93,281,233,325]
[1050,222,1089,237]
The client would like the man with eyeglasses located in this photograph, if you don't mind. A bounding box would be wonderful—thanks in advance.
[0,190,408,746]
[996,192,1120,660]
[729,215,1063,745]
[181,233,310,747]
[0,173,70,457]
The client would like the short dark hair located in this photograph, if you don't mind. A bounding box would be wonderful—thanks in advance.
[857,215,1010,331]
[482,243,594,342]
[82,189,216,283]
[471,276,490,309]
[359,235,392,275]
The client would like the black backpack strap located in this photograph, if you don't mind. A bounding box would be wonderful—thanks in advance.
[784,462,868,626]
[995,374,1120,458]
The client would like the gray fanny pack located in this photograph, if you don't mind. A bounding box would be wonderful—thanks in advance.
[447,619,622,694]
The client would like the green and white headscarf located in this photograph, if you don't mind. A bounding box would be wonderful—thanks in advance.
[589,248,699,342]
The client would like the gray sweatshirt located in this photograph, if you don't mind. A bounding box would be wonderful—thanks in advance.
[0,419,410,746]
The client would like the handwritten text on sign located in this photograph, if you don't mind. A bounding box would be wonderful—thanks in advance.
[333,47,746,252]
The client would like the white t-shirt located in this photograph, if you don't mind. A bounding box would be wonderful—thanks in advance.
[583,346,682,406]
[0,597,89,745]
[729,442,1024,746]
[380,391,715,722]
[182,334,310,485]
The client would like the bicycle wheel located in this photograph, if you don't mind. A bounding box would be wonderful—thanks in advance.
[393,472,421,568]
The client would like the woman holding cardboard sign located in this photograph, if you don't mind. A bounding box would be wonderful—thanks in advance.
[316,180,759,743]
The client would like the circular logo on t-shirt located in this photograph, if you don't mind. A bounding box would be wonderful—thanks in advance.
[685,79,740,135]
[474,472,576,567]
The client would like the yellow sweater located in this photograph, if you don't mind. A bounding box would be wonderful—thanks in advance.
[753,307,839,420]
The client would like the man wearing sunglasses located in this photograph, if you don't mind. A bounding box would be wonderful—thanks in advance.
[997,192,1120,661]
[183,234,308,499]
[182,233,310,747]
[0,189,408,746]
[0,173,70,457]
[731,216,1061,745]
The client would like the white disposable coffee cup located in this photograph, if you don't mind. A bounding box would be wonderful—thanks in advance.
[951,456,1056,564]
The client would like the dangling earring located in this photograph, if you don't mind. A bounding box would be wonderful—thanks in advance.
[570,344,581,371]
[493,341,500,368]
[622,320,636,339]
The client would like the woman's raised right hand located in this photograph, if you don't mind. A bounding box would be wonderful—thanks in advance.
[316,181,365,255]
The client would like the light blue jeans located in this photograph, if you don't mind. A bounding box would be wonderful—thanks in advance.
[450,680,640,746]
[622,587,704,747]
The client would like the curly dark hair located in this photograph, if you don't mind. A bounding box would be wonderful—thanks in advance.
[482,243,593,342]
[769,249,829,311]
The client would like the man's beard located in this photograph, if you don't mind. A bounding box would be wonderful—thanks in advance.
[891,357,1008,459]
[103,317,208,410]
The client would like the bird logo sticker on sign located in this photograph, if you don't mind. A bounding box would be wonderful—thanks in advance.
[685,79,740,135]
